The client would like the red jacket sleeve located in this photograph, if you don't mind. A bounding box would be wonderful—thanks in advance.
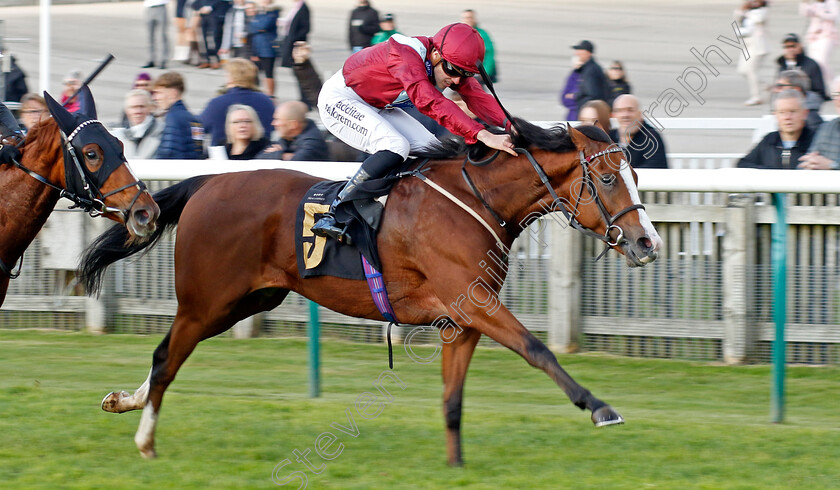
[455,78,511,131]
[386,42,487,144]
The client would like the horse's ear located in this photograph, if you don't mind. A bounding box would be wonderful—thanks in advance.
[76,85,98,120]
[44,91,79,137]
[568,124,589,151]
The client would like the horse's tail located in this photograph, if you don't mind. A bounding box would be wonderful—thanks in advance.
[79,175,214,295]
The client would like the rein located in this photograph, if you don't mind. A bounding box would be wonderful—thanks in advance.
[462,146,645,260]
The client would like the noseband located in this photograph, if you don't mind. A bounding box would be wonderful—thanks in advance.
[463,146,645,260]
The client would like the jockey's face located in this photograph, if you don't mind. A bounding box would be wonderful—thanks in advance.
[430,49,462,90]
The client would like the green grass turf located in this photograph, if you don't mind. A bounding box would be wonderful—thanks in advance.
[1,329,838,489]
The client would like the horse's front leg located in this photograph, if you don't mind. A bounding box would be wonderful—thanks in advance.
[440,326,482,466]
[446,296,622,426]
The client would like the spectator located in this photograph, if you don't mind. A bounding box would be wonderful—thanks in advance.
[278,0,311,102]
[111,89,164,159]
[222,104,269,159]
[200,57,275,146]
[774,69,824,132]
[579,99,612,134]
[800,0,839,89]
[60,70,83,113]
[152,71,205,159]
[738,90,815,169]
[248,0,281,96]
[371,13,400,45]
[220,0,254,60]
[133,72,153,91]
[609,94,668,169]
[2,52,28,102]
[571,40,609,114]
[18,93,48,133]
[257,100,329,161]
[606,60,631,106]
[194,0,231,69]
[776,33,829,101]
[799,76,840,169]
[291,41,322,110]
[348,0,379,53]
[734,0,768,106]
[143,0,170,69]
[172,0,193,62]
[559,55,583,120]
[461,9,497,83]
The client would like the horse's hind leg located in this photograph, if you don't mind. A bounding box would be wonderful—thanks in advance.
[441,326,482,467]
[101,367,152,413]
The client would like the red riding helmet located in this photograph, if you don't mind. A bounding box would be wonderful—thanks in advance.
[432,23,485,74]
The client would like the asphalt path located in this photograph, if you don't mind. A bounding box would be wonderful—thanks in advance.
[2,0,837,153]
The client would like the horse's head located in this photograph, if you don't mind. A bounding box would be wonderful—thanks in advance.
[559,124,662,266]
[43,92,159,240]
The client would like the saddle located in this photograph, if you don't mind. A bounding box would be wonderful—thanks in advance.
[294,159,423,280]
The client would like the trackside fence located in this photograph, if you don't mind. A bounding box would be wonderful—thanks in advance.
[3,156,840,365]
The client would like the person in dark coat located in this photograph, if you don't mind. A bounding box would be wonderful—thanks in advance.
[193,0,231,69]
[200,58,275,146]
[571,40,609,114]
[606,60,631,106]
[257,101,329,161]
[248,0,281,95]
[776,33,829,101]
[3,54,28,103]
[221,104,270,159]
[348,0,379,52]
[738,90,816,169]
[152,72,205,159]
[609,94,668,169]
[279,1,310,68]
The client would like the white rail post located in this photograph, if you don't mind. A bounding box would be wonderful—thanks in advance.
[722,194,755,363]
[84,216,113,333]
[549,219,582,352]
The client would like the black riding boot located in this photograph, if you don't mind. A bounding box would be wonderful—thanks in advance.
[311,150,404,243]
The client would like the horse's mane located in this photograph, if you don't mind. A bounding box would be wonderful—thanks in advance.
[21,117,61,159]
[412,118,612,160]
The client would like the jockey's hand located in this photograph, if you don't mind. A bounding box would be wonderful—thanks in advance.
[0,142,22,166]
[477,129,516,156]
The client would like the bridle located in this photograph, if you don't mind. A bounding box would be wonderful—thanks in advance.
[9,120,147,221]
[0,120,148,279]
[462,146,645,260]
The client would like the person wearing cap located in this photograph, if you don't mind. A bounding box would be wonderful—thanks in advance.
[571,40,609,114]
[371,13,400,45]
[311,22,516,242]
[776,33,829,101]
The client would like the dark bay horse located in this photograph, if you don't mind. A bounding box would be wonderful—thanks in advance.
[80,120,662,463]
[0,96,159,306]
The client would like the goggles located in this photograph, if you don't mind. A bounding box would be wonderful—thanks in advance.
[441,59,476,79]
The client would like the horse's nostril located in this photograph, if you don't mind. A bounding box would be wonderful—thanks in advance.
[637,236,653,252]
[133,209,150,226]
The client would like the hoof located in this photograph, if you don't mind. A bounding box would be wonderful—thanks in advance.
[139,447,157,459]
[591,405,625,427]
[101,391,131,413]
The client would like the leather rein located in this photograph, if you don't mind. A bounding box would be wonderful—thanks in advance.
[461,146,645,259]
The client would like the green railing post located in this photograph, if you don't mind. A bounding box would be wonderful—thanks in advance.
[308,300,321,398]
[770,193,787,423]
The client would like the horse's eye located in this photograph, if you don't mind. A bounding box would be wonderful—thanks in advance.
[600,174,616,185]
[85,150,98,160]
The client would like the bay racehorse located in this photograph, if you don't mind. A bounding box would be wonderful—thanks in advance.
[79,120,662,463]
[0,95,159,306]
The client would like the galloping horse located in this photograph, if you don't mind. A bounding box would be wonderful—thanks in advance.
[80,120,662,464]
[0,95,159,306]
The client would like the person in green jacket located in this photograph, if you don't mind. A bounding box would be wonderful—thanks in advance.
[370,13,401,44]
[461,9,496,83]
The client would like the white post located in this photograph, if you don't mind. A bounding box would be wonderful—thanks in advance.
[722,195,755,363]
[548,219,582,352]
[39,0,51,94]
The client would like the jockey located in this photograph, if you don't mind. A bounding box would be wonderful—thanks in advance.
[0,102,24,165]
[311,22,517,242]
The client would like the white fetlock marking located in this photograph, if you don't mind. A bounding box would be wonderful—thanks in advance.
[135,403,158,451]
